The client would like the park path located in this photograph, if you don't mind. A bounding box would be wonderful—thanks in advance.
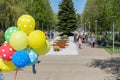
[3,36,113,80]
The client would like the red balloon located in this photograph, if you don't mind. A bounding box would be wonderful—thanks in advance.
[0,43,16,61]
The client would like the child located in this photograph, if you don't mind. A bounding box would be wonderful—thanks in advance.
[77,35,82,49]
[92,36,96,47]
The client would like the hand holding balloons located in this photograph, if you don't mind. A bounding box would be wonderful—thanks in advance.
[0,14,50,72]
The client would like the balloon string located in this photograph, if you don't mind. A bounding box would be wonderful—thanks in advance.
[14,69,18,80]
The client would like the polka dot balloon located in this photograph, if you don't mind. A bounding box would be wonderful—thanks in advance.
[17,14,35,35]
[12,50,30,68]
[4,26,18,42]
[0,43,16,61]
[0,58,16,72]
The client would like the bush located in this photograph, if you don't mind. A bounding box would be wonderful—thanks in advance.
[60,35,69,40]
[59,32,74,36]
[0,30,5,46]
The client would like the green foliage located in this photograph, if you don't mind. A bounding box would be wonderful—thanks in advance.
[0,0,27,30]
[76,14,81,27]
[60,35,69,40]
[103,46,120,54]
[0,0,57,31]
[58,0,77,34]
[26,0,57,30]
[83,0,120,32]
[0,30,4,45]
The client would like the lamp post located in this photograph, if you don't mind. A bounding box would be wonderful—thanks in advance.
[112,16,116,53]
[88,22,91,35]
[42,23,43,31]
[95,20,98,38]
[84,23,86,33]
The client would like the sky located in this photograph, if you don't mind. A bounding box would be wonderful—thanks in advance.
[49,0,87,14]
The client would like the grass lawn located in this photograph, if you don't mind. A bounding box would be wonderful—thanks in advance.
[103,46,120,54]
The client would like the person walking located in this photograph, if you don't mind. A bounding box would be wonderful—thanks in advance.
[88,35,93,45]
[74,31,77,43]
[92,36,96,47]
[77,35,82,49]
[82,33,85,43]
[32,60,40,74]
[32,64,36,74]
[49,31,54,40]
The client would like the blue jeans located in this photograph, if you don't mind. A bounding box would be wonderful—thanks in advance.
[32,64,36,74]
[0,72,4,80]
[78,43,81,48]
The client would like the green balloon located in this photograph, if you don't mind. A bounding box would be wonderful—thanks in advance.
[4,41,8,44]
[5,26,18,42]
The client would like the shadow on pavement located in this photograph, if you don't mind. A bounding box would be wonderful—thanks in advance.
[89,57,120,80]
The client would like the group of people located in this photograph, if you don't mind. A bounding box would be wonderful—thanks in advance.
[45,31,54,40]
[74,30,96,49]
[74,31,84,49]
[89,35,96,47]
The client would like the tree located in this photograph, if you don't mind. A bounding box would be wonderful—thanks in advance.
[0,0,56,31]
[76,14,82,28]
[26,0,56,30]
[83,0,102,32]
[0,0,26,31]
[58,0,77,35]
[83,0,120,32]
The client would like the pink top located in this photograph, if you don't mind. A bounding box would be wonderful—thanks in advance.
[78,39,82,44]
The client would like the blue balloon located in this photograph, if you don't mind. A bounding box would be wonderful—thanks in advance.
[12,50,30,68]
[27,50,38,65]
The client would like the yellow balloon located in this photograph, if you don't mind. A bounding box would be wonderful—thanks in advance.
[17,14,35,34]
[28,30,46,48]
[34,40,50,55]
[0,59,16,72]
[46,40,50,52]
[10,31,28,50]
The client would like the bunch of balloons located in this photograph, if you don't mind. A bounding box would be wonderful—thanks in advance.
[0,14,50,72]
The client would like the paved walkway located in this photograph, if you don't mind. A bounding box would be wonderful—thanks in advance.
[3,36,113,80]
